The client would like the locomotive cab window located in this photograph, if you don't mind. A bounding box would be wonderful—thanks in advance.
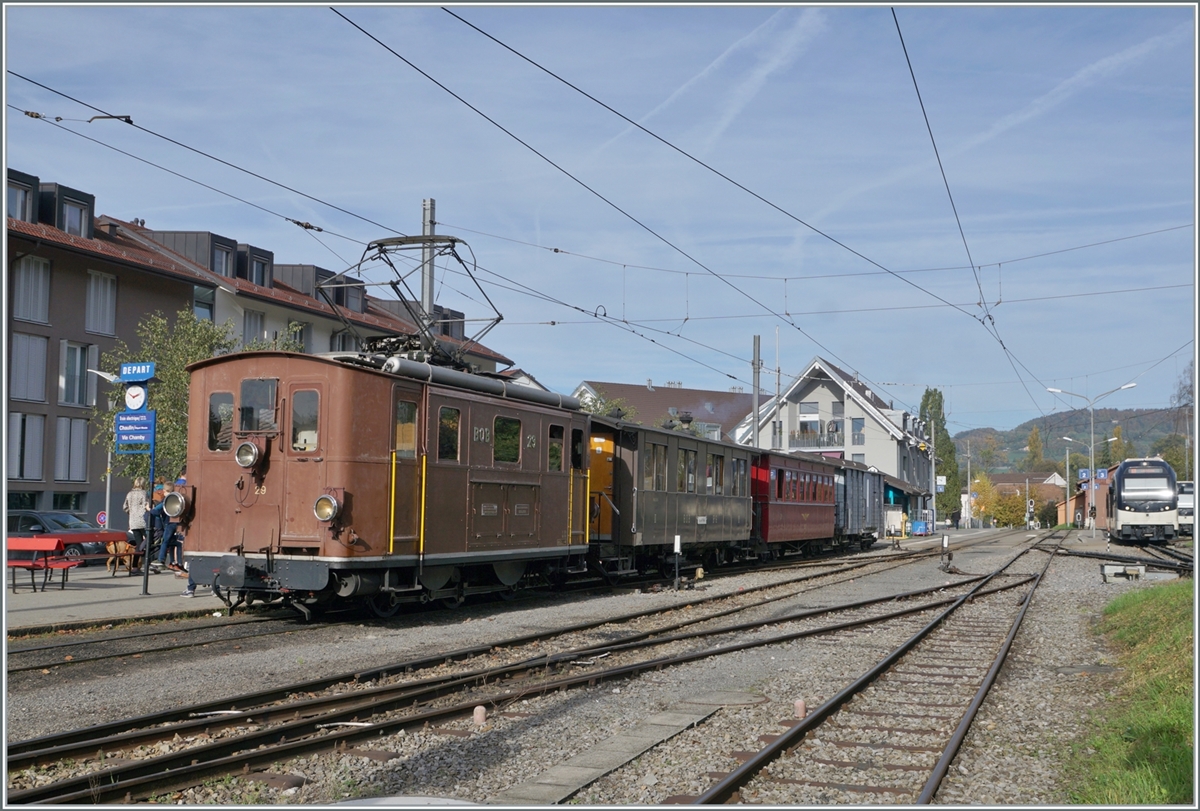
[208,392,234,451]
[494,416,521,464]
[290,390,319,452]
[548,425,564,472]
[438,407,460,461]
[394,396,417,459]
[571,428,584,470]
[239,379,278,432]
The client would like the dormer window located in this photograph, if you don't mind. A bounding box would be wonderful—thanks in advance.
[213,246,232,277]
[251,258,268,286]
[7,181,33,222]
[63,200,87,236]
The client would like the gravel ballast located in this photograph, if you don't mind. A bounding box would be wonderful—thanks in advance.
[5,543,1166,804]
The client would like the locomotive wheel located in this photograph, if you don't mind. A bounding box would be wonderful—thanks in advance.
[368,593,400,618]
[440,596,464,609]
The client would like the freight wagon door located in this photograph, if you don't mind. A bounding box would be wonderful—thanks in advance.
[282,383,326,542]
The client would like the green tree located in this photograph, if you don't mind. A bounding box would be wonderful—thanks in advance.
[969,473,997,523]
[578,388,638,421]
[1152,434,1189,478]
[90,310,239,484]
[1022,425,1045,472]
[1096,433,1113,468]
[993,490,1026,527]
[1036,499,1060,528]
[920,387,959,518]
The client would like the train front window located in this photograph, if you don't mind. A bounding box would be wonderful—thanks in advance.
[439,408,461,461]
[208,392,234,451]
[239,379,278,432]
[394,397,417,459]
[548,425,564,471]
[1123,476,1171,494]
[291,390,319,452]
[494,417,521,464]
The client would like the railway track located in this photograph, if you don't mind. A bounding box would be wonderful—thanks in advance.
[679,536,1059,804]
[7,540,1024,804]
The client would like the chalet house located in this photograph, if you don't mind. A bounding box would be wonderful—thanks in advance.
[733,357,933,514]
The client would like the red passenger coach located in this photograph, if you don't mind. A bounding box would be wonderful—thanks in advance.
[181,350,589,619]
[752,452,837,548]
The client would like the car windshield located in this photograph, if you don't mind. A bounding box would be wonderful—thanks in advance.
[42,513,96,530]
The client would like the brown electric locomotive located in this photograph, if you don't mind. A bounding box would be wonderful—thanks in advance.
[178,350,589,618]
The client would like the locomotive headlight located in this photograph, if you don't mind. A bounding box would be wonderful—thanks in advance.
[163,491,188,518]
[235,441,260,468]
[314,494,340,522]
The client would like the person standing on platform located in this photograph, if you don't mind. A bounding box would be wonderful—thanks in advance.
[122,477,149,572]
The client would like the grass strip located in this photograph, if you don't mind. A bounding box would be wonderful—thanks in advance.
[1066,577,1194,804]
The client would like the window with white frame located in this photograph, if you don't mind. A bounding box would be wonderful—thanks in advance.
[64,200,87,236]
[11,333,48,401]
[8,413,45,480]
[59,341,98,406]
[242,310,265,346]
[194,286,215,321]
[55,417,89,482]
[13,256,50,323]
[86,271,117,335]
[7,181,33,221]
[212,245,232,277]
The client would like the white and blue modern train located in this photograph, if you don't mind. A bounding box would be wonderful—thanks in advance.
[1106,457,1179,544]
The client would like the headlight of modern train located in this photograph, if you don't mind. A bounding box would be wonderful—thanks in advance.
[314,494,340,522]
[163,491,188,518]
[235,441,260,468]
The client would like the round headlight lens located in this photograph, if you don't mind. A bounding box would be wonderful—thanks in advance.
[163,491,188,518]
[314,494,340,522]
[235,441,260,468]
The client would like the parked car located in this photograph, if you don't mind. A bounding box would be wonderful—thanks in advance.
[6,510,126,565]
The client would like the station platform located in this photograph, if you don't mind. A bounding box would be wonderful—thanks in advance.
[4,563,223,636]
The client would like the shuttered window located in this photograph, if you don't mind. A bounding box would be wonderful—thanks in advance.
[55,417,89,481]
[11,334,48,401]
[8,413,45,480]
[13,256,50,323]
[85,271,117,335]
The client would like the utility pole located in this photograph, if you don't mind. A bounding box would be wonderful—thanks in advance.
[966,438,972,529]
[773,327,781,450]
[751,335,761,449]
[421,198,437,352]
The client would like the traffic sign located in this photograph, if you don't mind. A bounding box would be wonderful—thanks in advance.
[96,510,107,527]
[971,491,978,499]
[936,485,945,493]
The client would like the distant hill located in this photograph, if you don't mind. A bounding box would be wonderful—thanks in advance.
[953,407,1187,473]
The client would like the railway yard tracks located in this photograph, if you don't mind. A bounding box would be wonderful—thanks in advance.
[6,530,1107,805]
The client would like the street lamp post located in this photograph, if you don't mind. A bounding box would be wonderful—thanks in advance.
[1063,433,1121,538]
[1048,383,1136,538]
[87,369,120,529]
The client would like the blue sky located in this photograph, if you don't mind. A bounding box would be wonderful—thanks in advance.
[5,4,1196,433]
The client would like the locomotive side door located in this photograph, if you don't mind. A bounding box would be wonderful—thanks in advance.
[281,382,326,543]
[388,387,422,557]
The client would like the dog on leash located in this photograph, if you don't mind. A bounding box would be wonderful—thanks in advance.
[105,540,136,575]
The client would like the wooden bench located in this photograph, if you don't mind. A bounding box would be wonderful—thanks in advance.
[6,537,81,593]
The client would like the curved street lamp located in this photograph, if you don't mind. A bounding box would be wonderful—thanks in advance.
[1048,382,1137,537]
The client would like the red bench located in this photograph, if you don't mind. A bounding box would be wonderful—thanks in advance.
[7,537,81,593]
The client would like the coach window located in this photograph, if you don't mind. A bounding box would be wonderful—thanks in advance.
[494,416,521,464]
[438,407,460,461]
[239,379,278,432]
[644,443,666,491]
[548,425,564,471]
[571,429,584,470]
[730,458,747,497]
[208,392,234,451]
[675,449,696,493]
[290,390,319,452]
[394,396,417,459]
[707,453,723,495]
[775,469,784,500]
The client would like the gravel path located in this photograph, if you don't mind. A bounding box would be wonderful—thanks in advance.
[5,543,1161,804]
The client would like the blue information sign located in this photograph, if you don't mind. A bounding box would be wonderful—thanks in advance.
[1096,468,1108,480]
[116,410,156,452]
[119,362,156,382]
[1078,469,1090,480]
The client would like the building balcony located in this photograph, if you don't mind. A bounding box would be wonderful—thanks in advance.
[788,430,845,450]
